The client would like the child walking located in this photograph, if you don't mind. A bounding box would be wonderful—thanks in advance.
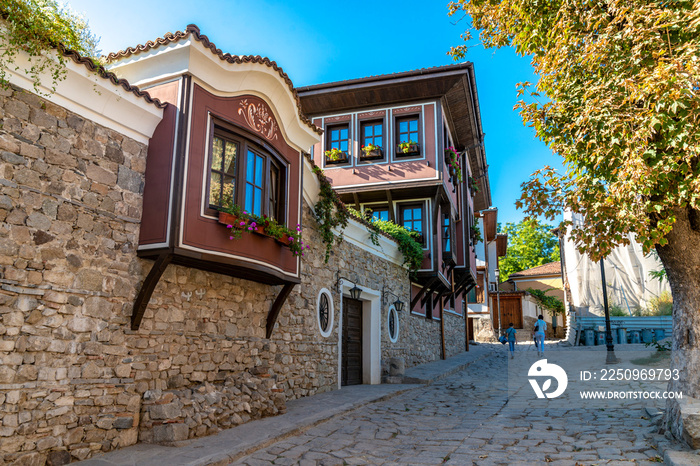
[505,323,517,359]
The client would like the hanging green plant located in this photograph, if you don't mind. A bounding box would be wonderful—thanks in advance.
[444,146,463,183]
[471,218,483,244]
[347,207,423,273]
[0,0,99,94]
[311,163,350,262]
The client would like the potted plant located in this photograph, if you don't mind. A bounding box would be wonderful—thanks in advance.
[396,140,419,157]
[324,147,348,164]
[444,146,463,183]
[469,176,479,196]
[360,143,383,160]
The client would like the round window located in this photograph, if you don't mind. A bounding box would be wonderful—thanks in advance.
[387,306,399,343]
[316,288,334,337]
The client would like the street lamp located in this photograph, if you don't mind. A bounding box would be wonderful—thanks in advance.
[600,259,619,364]
[495,268,501,337]
[337,275,363,300]
[382,288,405,312]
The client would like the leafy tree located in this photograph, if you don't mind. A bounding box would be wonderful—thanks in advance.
[498,220,560,281]
[0,0,99,93]
[448,0,699,435]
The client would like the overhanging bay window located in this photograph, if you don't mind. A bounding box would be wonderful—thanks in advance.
[207,122,286,222]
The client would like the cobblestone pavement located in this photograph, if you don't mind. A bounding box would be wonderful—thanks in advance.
[234,344,670,466]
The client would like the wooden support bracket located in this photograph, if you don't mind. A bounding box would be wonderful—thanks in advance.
[131,253,172,330]
[266,282,295,339]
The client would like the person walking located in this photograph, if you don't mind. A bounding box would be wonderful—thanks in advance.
[505,323,517,358]
[534,314,547,357]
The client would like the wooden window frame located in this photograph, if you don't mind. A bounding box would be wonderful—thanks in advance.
[394,114,421,158]
[398,202,426,247]
[325,123,351,165]
[206,120,287,223]
[359,119,385,162]
[363,204,391,223]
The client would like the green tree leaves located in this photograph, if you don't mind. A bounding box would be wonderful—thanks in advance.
[0,0,99,93]
[498,219,559,281]
[449,0,700,260]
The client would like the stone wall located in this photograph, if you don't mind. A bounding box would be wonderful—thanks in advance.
[443,311,467,358]
[473,315,497,342]
[381,312,440,368]
[0,83,150,464]
[0,83,463,464]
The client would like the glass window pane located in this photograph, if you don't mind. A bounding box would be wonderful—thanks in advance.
[364,126,371,137]
[245,184,254,213]
[255,153,263,186]
[340,140,348,151]
[340,128,348,139]
[246,151,254,184]
[224,141,237,175]
[222,176,234,208]
[331,129,339,140]
[409,120,418,131]
[209,172,221,206]
[254,187,262,215]
[413,208,422,220]
[212,137,224,171]
[375,124,382,136]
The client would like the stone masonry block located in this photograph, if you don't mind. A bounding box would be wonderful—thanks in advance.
[679,396,700,449]
[151,423,189,444]
[147,401,182,420]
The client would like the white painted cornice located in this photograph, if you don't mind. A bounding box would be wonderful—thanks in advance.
[5,49,164,145]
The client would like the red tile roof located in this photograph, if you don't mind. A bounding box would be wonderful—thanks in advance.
[508,261,561,279]
[62,46,166,109]
[106,25,321,135]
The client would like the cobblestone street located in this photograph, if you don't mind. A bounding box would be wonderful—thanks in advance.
[234,344,668,466]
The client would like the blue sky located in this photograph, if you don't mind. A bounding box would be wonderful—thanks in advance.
[64,0,563,226]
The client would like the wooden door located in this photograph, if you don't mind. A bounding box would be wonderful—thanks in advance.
[342,298,363,386]
[467,317,475,341]
[491,295,523,329]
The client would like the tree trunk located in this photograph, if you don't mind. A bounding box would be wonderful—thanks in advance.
[656,206,700,443]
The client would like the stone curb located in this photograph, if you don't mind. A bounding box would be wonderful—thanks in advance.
[78,349,493,466]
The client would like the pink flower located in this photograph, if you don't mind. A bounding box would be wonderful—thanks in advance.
[289,237,294,242]
[229,236,234,240]
[239,221,245,227]
[226,224,232,229]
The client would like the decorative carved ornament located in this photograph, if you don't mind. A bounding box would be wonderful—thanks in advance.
[325,115,351,123]
[393,106,421,115]
[238,99,279,141]
[358,111,386,119]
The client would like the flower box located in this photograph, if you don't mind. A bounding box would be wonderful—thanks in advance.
[396,143,420,157]
[360,147,383,161]
[324,151,349,165]
[218,211,300,251]
[218,211,241,228]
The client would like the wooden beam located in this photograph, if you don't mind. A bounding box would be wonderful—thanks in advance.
[411,277,437,310]
[266,282,295,338]
[385,189,395,223]
[353,192,361,211]
[131,253,172,330]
